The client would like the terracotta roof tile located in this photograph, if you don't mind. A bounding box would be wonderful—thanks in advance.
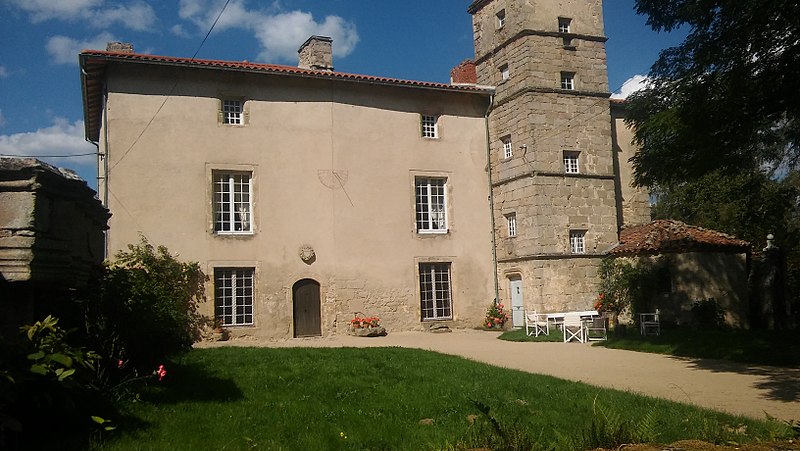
[610,220,750,255]
[79,50,493,93]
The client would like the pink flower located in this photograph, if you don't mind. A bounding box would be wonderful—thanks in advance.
[117,359,124,369]
[498,303,504,308]
[493,317,501,323]
[156,364,167,381]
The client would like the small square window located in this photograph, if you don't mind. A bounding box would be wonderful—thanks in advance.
[506,213,517,237]
[564,151,580,174]
[558,17,572,33]
[421,114,438,139]
[500,64,509,81]
[502,136,513,159]
[222,99,243,125]
[569,230,586,254]
[496,9,506,28]
[561,72,575,90]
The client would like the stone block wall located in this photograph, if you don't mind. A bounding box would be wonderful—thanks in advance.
[499,257,603,312]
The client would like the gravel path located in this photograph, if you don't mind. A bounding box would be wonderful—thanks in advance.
[197,329,800,422]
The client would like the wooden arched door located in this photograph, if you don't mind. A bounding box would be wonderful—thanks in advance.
[293,279,321,337]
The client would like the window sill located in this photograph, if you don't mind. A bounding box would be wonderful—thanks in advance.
[214,231,255,237]
[417,230,449,235]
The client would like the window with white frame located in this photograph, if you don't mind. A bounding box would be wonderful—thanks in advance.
[213,171,253,234]
[563,151,580,174]
[222,99,243,125]
[561,72,575,90]
[569,230,586,254]
[419,263,452,320]
[500,64,509,81]
[215,268,254,326]
[421,114,438,138]
[415,177,447,233]
[496,9,506,28]
[558,17,572,33]
[506,213,517,237]
[502,136,513,159]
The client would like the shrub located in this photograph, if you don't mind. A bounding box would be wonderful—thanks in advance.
[83,236,207,372]
[0,316,108,448]
[690,298,727,330]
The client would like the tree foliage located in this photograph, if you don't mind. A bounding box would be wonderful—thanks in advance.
[650,170,800,247]
[626,0,800,187]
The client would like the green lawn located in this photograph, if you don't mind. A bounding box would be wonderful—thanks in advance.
[596,328,800,367]
[90,347,795,450]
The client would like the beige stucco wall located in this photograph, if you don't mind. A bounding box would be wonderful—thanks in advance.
[100,64,495,339]
[611,103,651,226]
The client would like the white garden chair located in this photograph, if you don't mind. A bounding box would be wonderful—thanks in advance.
[525,311,549,337]
[562,312,585,343]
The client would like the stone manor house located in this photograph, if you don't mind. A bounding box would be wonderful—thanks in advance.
[79,0,651,339]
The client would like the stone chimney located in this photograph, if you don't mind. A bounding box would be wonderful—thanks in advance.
[106,42,134,53]
[450,60,477,85]
[298,36,333,71]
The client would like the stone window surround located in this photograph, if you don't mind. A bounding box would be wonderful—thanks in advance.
[218,95,249,126]
[207,163,257,237]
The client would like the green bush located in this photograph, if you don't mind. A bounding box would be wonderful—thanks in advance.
[690,298,727,330]
[83,236,207,372]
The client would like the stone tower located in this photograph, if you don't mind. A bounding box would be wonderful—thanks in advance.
[469,0,620,315]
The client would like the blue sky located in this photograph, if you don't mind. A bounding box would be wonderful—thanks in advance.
[0,0,686,188]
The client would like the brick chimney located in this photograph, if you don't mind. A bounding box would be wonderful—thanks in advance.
[450,60,477,85]
[106,42,134,53]
[298,36,334,72]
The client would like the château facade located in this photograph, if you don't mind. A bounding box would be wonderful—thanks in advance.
[79,0,649,338]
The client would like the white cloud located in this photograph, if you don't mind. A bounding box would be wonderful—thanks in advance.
[178,0,359,63]
[93,1,157,31]
[5,0,102,22]
[0,66,8,78]
[6,0,156,31]
[611,75,650,100]
[170,24,190,38]
[253,12,359,62]
[47,32,116,65]
[0,118,95,167]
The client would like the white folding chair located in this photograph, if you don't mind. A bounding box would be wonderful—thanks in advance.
[639,311,660,336]
[563,312,585,343]
[525,311,549,337]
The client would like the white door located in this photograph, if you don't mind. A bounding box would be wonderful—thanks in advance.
[510,278,524,327]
